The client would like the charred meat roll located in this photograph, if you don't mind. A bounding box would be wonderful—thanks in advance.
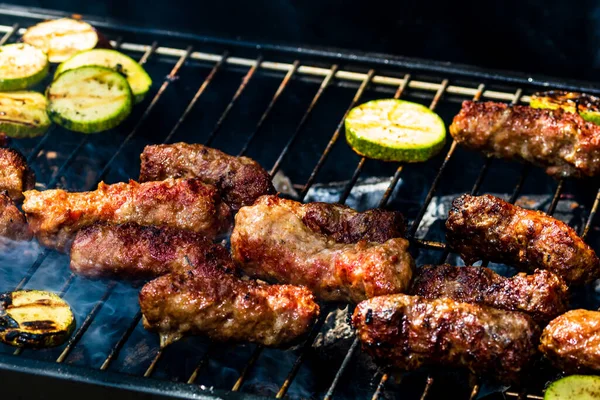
[0,148,35,202]
[139,252,319,347]
[300,201,405,243]
[352,294,540,382]
[412,265,568,323]
[22,178,231,252]
[70,222,227,280]
[446,194,600,285]
[139,143,274,211]
[540,309,600,373]
[449,101,600,178]
[230,195,414,303]
[0,192,32,241]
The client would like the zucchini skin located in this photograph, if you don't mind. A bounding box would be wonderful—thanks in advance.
[46,66,133,134]
[345,123,446,162]
[0,61,48,91]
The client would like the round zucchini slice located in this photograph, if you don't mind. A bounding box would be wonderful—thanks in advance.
[0,91,51,138]
[545,375,600,400]
[0,43,49,91]
[47,66,133,133]
[55,49,152,103]
[531,91,600,126]
[22,18,99,63]
[345,99,446,162]
[0,290,75,348]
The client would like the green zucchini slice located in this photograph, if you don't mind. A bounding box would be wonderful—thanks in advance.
[0,43,49,91]
[55,49,152,103]
[0,290,75,348]
[545,375,600,400]
[0,91,51,138]
[47,65,133,133]
[22,18,99,63]
[345,99,446,162]
[530,91,600,125]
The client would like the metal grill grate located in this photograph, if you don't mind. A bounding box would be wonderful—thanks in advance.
[0,4,599,400]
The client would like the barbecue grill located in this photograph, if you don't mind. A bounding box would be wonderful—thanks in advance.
[1,3,600,400]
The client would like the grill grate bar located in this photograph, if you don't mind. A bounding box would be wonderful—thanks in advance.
[370,372,389,400]
[162,51,230,144]
[298,69,375,201]
[0,22,17,45]
[379,79,454,210]
[56,282,117,363]
[337,74,411,205]
[581,187,600,239]
[100,310,142,371]
[238,59,300,156]
[269,64,339,177]
[144,348,164,378]
[97,43,187,182]
[231,345,263,391]
[25,126,56,165]
[204,56,263,146]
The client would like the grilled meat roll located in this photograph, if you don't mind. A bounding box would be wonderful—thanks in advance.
[22,178,231,252]
[352,294,540,382]
[412,265,568,323]
[0,148,35,202]
[230,195,414,303]
[540,309,600,373]
[450,101,600,178]
[139,252,319,347]
[0,192,31,241]
[71,222,226,280]
[139,143,274,211]
[446,194,600,285]
[300,202,405,243]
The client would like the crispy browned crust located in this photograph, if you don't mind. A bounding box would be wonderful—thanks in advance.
[0,192,32,241]
[231,195,414,303]
[139,254,319,347]
[139,143,275,211]
[352,294,540,382]
[0,148,35,202]
[411,265,568,323]
[445,194,600,285]
[22,178,231,252]
[70,222,228,280]
[540,309,600,373]
[301,202,405,243]
[449,101,600,178]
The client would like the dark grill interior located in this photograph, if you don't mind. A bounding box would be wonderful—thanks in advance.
[1,4,600,400]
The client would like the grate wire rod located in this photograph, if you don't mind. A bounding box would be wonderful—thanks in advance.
[162,51,230,144]
[337,74,411,205]
[203,55,263,146]
[238,60,301,156]
[298,69,375,202]
[269,64,339,177]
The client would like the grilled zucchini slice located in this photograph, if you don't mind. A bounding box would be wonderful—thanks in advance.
[47,66,133,133]
[345,99,446,162]
[531,91,600,125]
[0,290,75,348]
[545,375,600,400]
[22,18,99,63]
[0,43,49,91]
[0,91,51,138]
[55,49,152,103]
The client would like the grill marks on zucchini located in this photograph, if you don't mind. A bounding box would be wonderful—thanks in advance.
[47,66,133,133]
[0,290,75,348]
[55,49,152,103]
[22,18,99,63]
[0,43,49,91]
[0,91,51,138]
[531,90,600,126]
